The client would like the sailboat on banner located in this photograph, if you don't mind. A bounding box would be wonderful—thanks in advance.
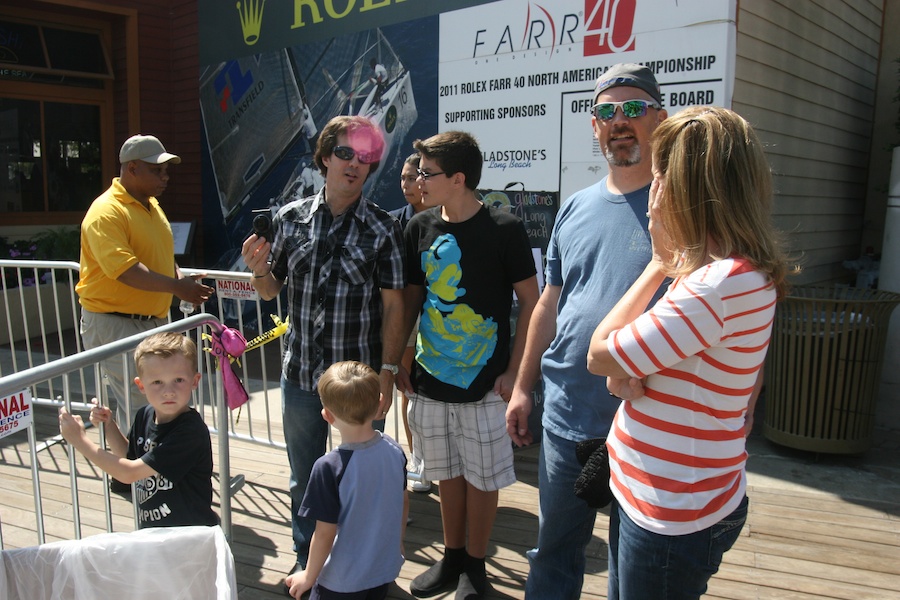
[276,27,418,207]
[200,28,418,222]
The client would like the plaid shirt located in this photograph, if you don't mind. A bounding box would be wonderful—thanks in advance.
[271,189,405,390]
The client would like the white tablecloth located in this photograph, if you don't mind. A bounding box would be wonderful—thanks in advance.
[0,526,236,599]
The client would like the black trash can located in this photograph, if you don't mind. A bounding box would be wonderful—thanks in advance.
[764,286,900,454]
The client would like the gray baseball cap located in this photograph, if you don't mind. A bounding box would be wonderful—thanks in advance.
[593,63,662,105]
[119,134,181,164]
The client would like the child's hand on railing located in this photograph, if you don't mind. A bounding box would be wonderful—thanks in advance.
[88,398,112,427]
[58,407,87,444]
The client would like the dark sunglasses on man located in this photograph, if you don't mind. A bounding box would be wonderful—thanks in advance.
[332,145,379,164]
[593,99,662,121]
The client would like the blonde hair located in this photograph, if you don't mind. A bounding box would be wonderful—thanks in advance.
[651,106,791,298]
[134,332,198,376]
[317,361,380,425]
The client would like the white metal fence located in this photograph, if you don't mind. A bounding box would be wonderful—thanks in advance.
[0,260,406,549]
[178,267,405,454]
[0,314,234,541]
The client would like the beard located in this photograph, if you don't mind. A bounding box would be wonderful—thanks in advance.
[604,143,642,167]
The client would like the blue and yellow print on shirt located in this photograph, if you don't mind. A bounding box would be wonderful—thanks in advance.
[418,233,497,389]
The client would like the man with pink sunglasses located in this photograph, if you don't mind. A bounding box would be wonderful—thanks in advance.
[242,115,407,594]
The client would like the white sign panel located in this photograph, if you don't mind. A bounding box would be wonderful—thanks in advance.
[216,278,259,301]
[0,389,33,440]
[439,0,736,200]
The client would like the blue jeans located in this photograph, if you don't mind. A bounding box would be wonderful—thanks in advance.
[525,430,599,600]
[608,495,749,600]
[282,377,329,567]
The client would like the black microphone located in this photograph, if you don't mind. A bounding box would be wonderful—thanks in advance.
[252,212,273,242]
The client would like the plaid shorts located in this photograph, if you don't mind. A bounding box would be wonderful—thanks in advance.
[407,390,515,492]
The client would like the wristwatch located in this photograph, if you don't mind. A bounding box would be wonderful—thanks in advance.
[380,363,399,375]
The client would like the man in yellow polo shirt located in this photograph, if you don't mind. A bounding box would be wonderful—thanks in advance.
[77,134,213,436]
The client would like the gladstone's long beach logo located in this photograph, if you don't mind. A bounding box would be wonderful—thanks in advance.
[237,0,266,46]
[384,105,398,133]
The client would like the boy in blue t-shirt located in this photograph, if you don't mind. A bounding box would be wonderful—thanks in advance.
[286,361,408,600]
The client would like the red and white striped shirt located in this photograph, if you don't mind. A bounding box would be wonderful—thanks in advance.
[606,257,775,535]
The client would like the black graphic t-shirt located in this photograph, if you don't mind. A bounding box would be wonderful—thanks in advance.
[127,406,219,528]
[404,205,536,403]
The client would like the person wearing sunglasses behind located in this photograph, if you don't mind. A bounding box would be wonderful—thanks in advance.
[505,63,667,599]
[241,115,407,596]
[587,106,789,599]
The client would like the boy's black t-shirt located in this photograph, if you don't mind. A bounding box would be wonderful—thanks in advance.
[404,204,536,403]
[127,406,219,528]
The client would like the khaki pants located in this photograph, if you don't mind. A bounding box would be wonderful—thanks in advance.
[80,310,166,433]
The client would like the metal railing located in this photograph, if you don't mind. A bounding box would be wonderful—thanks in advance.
[0,314,234,542]
[0,259,84,387]
[179,267,289,450]
[0,260,408,548]
[178,267,405,454]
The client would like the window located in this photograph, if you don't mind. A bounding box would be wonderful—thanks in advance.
[0,98,103,215]
[0,18,112,86]
[0,12,113,222]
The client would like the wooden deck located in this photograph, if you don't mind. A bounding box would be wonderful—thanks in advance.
[2,397,899,599]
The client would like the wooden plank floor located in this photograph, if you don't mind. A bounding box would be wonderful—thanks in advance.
[2,397,899,599]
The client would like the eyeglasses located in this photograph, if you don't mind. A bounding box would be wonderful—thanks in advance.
[332,145,379,164]
[592,99,661,121]
[416,168,447,180]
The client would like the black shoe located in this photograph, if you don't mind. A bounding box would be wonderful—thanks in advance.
[455,557,487,600]
[410,558,465,597]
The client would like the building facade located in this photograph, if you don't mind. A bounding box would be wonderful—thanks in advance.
[0,0,896,281]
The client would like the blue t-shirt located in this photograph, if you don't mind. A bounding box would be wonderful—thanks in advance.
[299,432,407,593]
[389,203,417,231]
[541,177,655,441]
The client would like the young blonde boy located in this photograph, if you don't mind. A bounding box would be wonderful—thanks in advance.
[59,331,218,528]
[286,361,408,600]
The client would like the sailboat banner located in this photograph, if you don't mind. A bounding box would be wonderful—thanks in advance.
[198,0,736,270]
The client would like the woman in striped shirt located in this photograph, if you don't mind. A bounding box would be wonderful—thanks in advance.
[587,106,790,600]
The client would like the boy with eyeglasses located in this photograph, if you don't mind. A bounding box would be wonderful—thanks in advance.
[242,115,407,594]
[403,131,540,599]
[504,63,669,599]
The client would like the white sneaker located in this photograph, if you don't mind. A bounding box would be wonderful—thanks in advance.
[410,479,433,493]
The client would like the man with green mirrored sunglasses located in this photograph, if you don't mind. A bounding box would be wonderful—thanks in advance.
[506,63,668,599]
